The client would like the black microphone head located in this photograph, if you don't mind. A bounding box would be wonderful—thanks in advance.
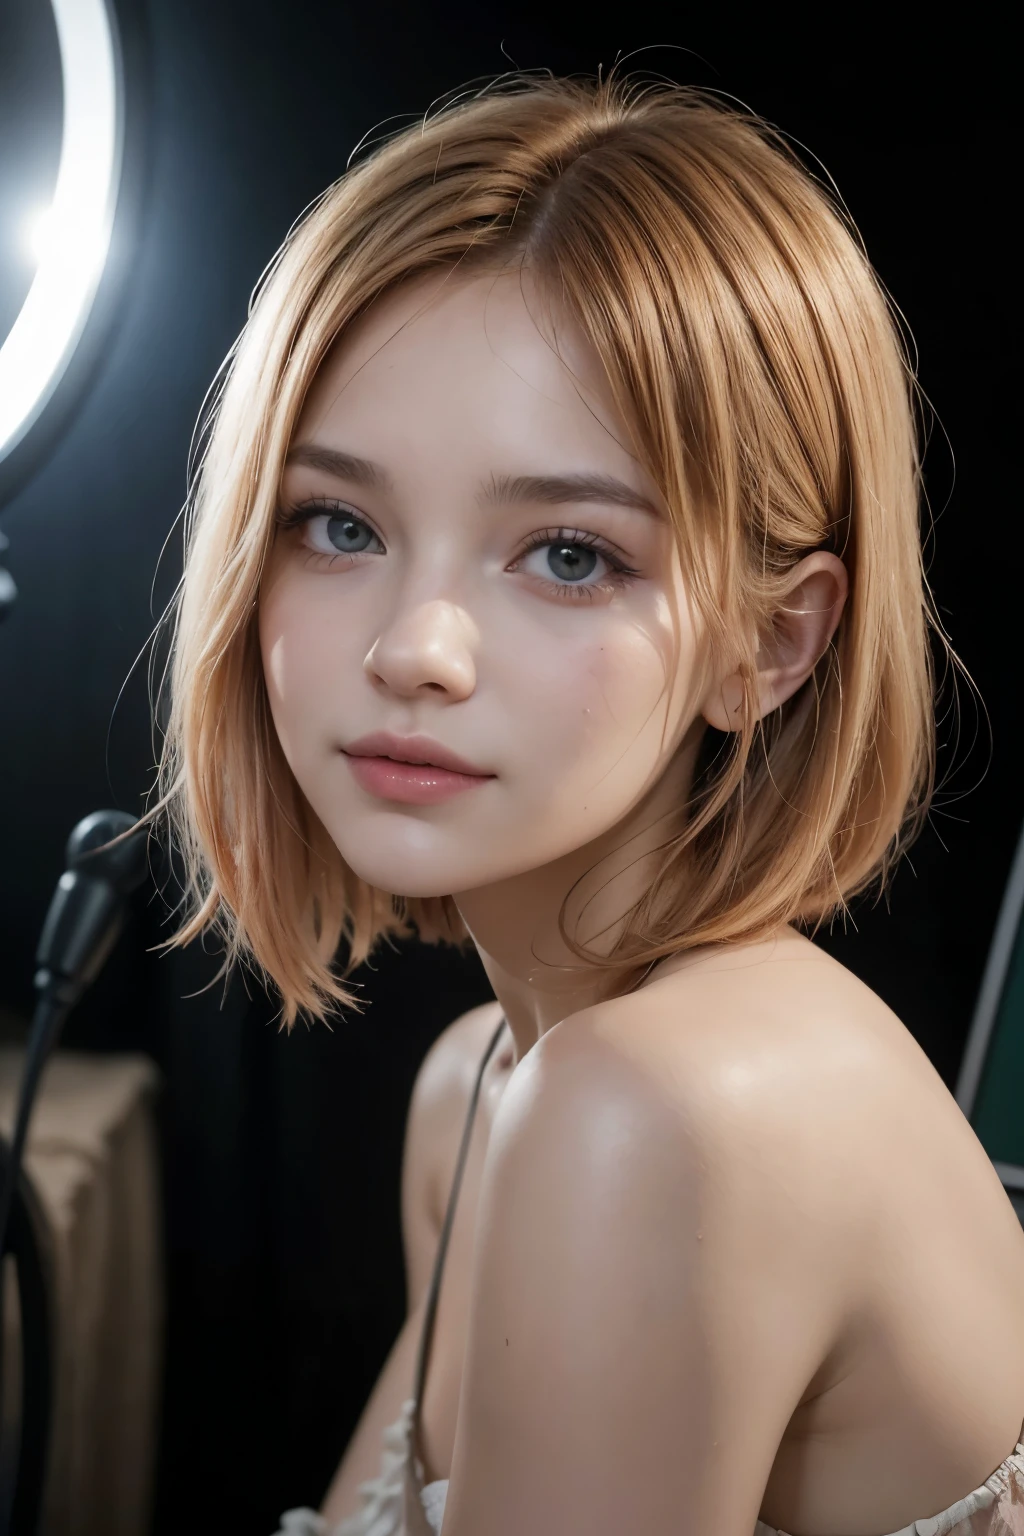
[66,809,151,895]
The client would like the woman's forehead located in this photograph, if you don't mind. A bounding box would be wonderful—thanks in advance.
[295,267,638,464]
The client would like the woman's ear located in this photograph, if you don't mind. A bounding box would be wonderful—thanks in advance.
[701,552,848,731]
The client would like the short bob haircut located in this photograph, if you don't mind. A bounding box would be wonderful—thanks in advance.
[139,72,947,1030]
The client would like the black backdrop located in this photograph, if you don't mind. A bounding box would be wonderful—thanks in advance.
[0,5,1015,1531]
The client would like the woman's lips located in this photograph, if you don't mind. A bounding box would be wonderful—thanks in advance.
[342,753,495,805]
[341,730,496,803]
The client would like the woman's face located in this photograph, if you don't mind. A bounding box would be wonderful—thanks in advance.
[259,266,708,903]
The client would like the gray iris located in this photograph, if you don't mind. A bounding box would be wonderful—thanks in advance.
[327,516,373,553]
[549,544,596,582]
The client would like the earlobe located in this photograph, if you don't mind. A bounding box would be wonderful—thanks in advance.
[701,553,848,733]
[702,673,748,733]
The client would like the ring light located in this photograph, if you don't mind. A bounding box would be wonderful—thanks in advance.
[0,0,123,465]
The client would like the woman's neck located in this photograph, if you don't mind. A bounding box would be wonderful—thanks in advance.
[453,745,700,1070]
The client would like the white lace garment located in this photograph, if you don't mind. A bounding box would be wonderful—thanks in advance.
[272,1398,447,1536]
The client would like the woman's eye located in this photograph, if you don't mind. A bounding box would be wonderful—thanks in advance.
[321,514,380,554]
[518,537,616,589]
[292,509,384,558]
[544,542,600,582]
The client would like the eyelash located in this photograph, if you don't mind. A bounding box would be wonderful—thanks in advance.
[274,500,642,601]
[511,526,641,601]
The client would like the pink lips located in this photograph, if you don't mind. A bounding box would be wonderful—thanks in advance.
[342,732,496,805]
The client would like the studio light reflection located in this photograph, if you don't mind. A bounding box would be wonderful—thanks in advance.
[0,0,123,463]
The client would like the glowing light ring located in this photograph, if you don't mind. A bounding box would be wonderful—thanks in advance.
[0,0,123,462]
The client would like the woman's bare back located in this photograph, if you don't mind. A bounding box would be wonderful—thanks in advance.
[416,933,1024,1535]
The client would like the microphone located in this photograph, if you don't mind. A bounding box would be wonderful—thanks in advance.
[0,810,151,1261]
[33,809,152,1007]
[0,811,151,1525]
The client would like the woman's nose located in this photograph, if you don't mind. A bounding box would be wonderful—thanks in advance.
[363,598,478,700]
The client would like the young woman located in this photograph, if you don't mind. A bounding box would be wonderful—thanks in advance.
[144,73,1024,1535]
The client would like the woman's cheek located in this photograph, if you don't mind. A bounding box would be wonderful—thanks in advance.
[580,624,672,749]
[506,637,616,768]
[505,645,661,834]
[259,586,334,774]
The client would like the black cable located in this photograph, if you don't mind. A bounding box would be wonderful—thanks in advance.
[0,810,150,1524]
[0,1140,54,1536]
[0,987,74,1268]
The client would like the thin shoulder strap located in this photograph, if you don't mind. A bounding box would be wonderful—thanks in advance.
[409,1012,509,1422]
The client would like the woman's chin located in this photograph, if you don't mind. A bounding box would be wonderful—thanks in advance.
[337,851,469,901]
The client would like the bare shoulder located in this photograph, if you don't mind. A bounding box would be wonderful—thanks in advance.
[415,997,507,1111]
[557,927,942,1129]
[541,926,1011,1260]
[446,938,1024,1536]
[449,940,885,1530]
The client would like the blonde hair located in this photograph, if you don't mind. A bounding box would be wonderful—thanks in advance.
[137,71,947,1028]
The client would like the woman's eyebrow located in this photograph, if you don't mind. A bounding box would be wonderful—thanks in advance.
[285,443,393,490]
[479,470,664,519]
[286,445,664,520]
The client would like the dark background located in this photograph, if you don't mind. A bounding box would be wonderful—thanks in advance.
[0,5,1015,1531]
